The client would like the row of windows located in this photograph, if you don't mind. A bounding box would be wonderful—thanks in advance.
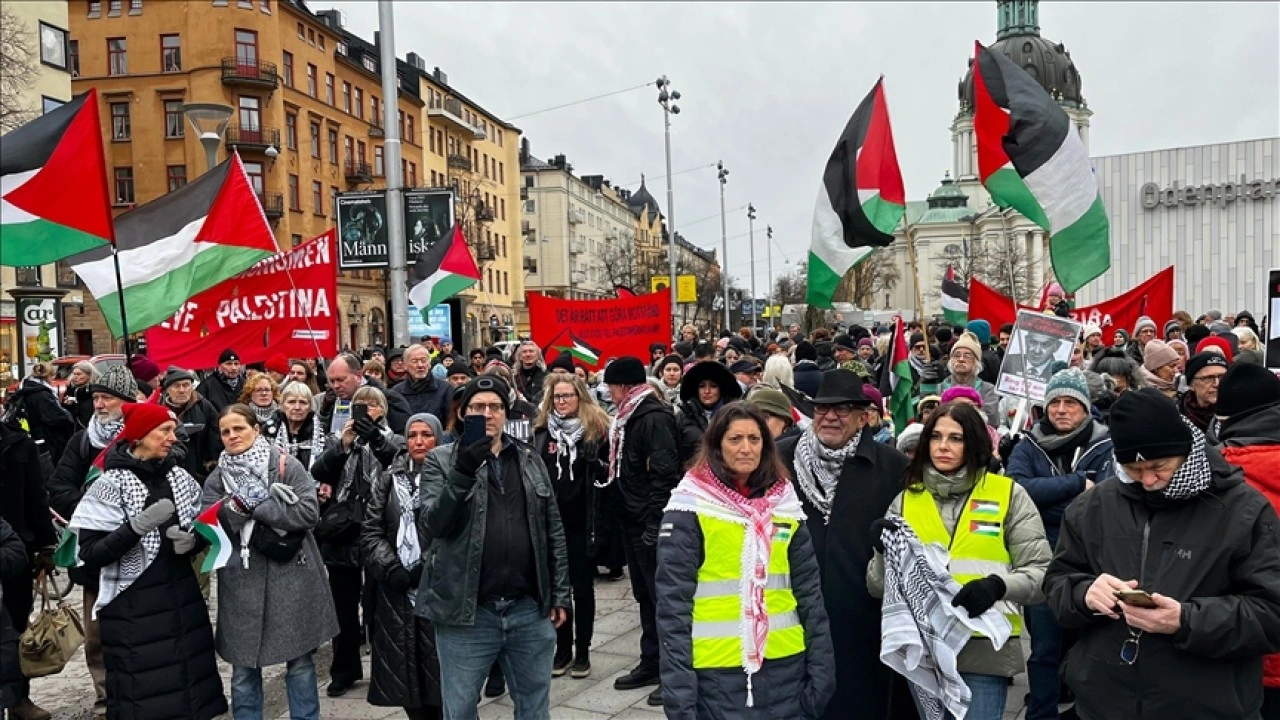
[480,268,511,297]
[425,91,504,149]
[281,52,418,144]
[89,0,271,16]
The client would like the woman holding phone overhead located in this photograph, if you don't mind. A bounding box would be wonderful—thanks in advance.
[310,386,404,698]
[867,402,1050,720]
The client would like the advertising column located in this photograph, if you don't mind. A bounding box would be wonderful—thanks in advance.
[5,287,69,379]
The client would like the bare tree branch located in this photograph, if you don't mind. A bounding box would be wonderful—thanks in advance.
[841,248,901,308]
[0,5,38,134]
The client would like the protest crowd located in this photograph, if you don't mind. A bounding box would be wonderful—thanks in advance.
[1,293,1278,720]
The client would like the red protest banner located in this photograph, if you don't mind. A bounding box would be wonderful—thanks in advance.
[144,230,339,369]
[527,290,671,369]
[969,266,1174,336]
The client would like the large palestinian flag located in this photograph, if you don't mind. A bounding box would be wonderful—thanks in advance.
[68,153,278,337]
[808,78,905,308]
[941,263,969,325]
[1,89,115,266]
[877,315,914,434]
[408,222,481,314]
[972,41,1110,293]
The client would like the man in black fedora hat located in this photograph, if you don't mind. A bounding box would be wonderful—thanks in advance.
[777,369,913,720]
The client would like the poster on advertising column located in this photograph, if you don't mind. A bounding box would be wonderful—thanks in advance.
[405,189,455,264]
[337,191,388,268]
[996,310,1081,403]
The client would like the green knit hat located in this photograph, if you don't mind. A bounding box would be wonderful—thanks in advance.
[1044,368,1090,410]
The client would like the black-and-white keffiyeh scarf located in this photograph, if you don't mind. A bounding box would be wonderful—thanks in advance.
[793,428,860,524]
[393,462,422,572]
[69,463,201,618]
[252,402,279,426]
[602,385,654,488]
[547,411,585,484]
[217,436,273,507]
[1115,416,1214,500]
[87,414,124,449]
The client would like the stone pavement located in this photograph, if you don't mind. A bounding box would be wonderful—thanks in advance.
[26,575,1030,719]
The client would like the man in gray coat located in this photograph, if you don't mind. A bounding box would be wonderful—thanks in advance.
[418,376,570,719]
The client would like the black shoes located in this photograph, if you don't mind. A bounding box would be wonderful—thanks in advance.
[571,656,591,679]
[647,686,663,706]
[552,653,573,677]
[484,672,506,698]
[614,665,660,691]
[326,676,359,697]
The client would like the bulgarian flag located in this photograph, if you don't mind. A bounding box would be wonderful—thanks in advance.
[972,41,1110,293]
[1,89,115,266]
[553,331,601,365]
[193,500,232,573]
[68,153,278,336]
[408,222,481,313]
[941,264,969,325]
[808,77,905,308]
[877,315,914,434]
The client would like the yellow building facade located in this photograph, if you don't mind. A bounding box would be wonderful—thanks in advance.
[65,0,523,355]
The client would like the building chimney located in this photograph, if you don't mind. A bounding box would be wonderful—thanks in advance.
[520,138,531,164]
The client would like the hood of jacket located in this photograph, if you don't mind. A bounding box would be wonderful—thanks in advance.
[678,360,742,404]
[1218,404,1280,447]
[11,378,54,401]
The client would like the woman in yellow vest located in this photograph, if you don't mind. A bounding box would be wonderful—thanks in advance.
[656,402,835,719]
[867,402,1050,720]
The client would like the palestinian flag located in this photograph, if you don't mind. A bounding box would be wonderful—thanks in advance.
[941,264,969,325]
[68,153,277,337]
[408,223,481,313]
[553,331,600,365]
[1,89,115,266]
[972,41,1110,293]
[970,519,1002,537]
[53,443,112,568]
[193,500,232,573]
[877,315,914,434]
[809,77,905,308]
[969,499,1001,517]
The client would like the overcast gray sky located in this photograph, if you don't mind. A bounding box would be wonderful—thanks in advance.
[329,1,1279,294]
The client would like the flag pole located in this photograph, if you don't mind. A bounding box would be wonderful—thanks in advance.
[903,222,930,362]
[111,241,132,356]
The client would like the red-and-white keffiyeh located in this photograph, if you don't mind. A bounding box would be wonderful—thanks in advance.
[601,384,655,488]
[665,463,805,707]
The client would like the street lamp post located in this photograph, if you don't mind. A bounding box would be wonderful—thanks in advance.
[747,203,757,333]
[656,76,680,336]
[717,161,729,332]
[181,102,233,171]
[766,225,773,333]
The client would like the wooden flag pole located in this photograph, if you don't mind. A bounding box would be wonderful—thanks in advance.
[904,223,931,362]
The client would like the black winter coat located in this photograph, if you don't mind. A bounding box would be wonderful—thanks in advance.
[416,439,571,626]
[311,427,402,568]
[1045,450,1280,720]
[0,518,26,711]
[778,433,912,720]
[195,371,242,412]
[533,428,607,552]
[9,378,74,466]
[656,500,836,719]
[77,450,225,720]
[65,382,95,429]
[392,375,451,422]
[361,453,441,710]
[0,423,57,553]
[515,364,549,405]
[793,360,822,399]
[677,401,713,468]
[603,395,681,534]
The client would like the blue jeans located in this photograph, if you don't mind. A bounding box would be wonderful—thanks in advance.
[231,652,320,720]
[911,672,1008,720]
[434,596,556,720]
[1025,602,1064,720]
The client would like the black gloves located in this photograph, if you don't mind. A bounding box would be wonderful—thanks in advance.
[386,566,412,593]
[870,517,902,553]
[354,416,382,445]
[453,438,492,478]
[998,433,1021,461]
[408,564,423,589]
[952,575,1007,618]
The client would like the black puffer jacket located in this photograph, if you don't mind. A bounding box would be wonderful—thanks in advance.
[603,394,681,534]
[361,452,441,710]
[1045,449,1280,720]
[392,375,451,422]
[76,446,226,720]
[656,489,835,719]
[0,422,57,553]
[9,377,75,465]
[196,371,242,412]
[793,360,823,399]
[416,439,571,626]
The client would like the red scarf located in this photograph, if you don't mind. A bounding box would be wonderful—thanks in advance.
[605,385,654,485]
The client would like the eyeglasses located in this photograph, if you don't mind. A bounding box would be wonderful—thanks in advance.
[1192,373,1224,385]
[813,403,858,418]
[552,393,577,403]
[950,351,976,361]
[912,344,926,351]
[1120,628,1142,665]
[466,402,505,415]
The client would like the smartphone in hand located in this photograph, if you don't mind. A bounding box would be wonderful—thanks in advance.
[461,414,487,446]
[1113,589,1157,608]
[351,403,368,424]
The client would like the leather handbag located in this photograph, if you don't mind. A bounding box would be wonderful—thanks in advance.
[19,572,85,678]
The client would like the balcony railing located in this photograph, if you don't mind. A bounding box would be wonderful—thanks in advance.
[221,57,280,89]
[344,161,372,183]
[225,125,281,152]
[474,243,496,261]
[569,240,585,255]
[256,191,284,219]
[447,153,472,172]
[475,204,495,222]
[428,97,484,139]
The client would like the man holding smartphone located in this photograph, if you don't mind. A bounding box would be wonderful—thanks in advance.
[418,376,570,719]
[1044,389,1280,720]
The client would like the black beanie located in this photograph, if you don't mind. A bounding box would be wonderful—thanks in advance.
[603,356,647,385]
[657,354,684,373]
[795,341,818,362]
[935,326,953,344]
[218,348,240,364]
[1183,324,1210,348]
[1182,352,1229,382]
[1109,388,1192,464]
[909,332,925,348]
[547,353,575,374]
[458,376,511,414]
[1216,362,1280,419]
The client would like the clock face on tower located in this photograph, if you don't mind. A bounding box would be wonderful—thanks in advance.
[40,23,67,69]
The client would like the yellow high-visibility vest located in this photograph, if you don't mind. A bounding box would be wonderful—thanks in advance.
[901,472,1022,636]
[691,512,806,669]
